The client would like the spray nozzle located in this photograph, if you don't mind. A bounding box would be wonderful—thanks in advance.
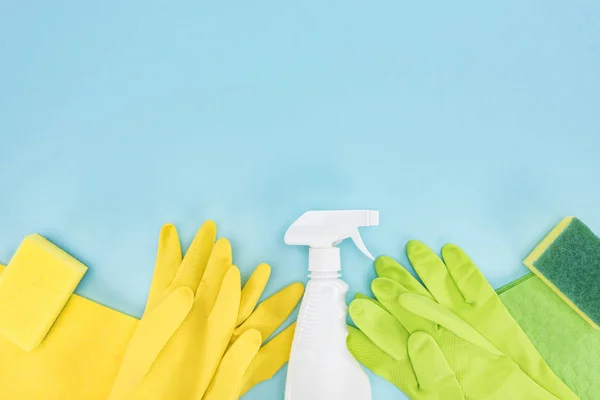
[350,229,375,260]
[285,210,379,272]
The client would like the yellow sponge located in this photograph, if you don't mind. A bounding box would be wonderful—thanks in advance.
[0,234,87,351]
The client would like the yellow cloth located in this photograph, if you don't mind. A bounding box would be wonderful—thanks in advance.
[0,223,303,400]
[0,262,137,400]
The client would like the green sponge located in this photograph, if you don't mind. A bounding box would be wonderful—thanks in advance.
[524,217,600,329]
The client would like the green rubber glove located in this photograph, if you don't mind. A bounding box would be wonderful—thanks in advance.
[373,241,577,399]
[348,297,464,400]
[348,280,560,399]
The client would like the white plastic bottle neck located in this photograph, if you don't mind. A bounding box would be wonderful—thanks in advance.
[308,248,341,272]
[308,270,341,279]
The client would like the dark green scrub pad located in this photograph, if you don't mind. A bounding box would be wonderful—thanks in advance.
[524,217,600,329]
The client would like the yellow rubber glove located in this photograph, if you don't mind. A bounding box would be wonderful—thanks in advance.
[232,263,304,397]
[110,221,304,400]
[109,220,254,399]
[0,222,303,399]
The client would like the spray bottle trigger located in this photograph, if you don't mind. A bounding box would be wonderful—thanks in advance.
[350,229,374,260]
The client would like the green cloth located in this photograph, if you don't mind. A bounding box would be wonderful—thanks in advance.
[499,273,600,399]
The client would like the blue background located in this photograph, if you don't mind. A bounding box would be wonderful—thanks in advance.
[1,1,599,398]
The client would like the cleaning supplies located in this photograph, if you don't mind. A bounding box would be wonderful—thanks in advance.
[499,274,600,399]
[0,234,87,351]
[348,241,577,399]
[149,224,304,397]
[110,221,304,400]
[0,222,303,399]
[110,221,244,399]
[284,210,378,400]
[524,216,600,329]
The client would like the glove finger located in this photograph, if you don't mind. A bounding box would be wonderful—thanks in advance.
[196,238,233,311]
[407,240,463,306]
[170,221,217,291]
[197,266,242,397]
[442,244,494,305]
[205,329,262,400]
[110,287,194,395]
[354,292,372,301]
[347,326,416,395]
[207,265,241,329]
[399,293,502,356]
[232,282,304,343]
[371,277,433,333]
[354,292,406,315]
[145,224,183,313]
[240,323,296,396]
[354,292,387,309]
[408,332,464,399]
[375,256,431,298]
[349,297,408,361]
[237,263,271,326]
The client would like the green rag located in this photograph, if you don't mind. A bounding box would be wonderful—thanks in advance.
[499,274,600,399]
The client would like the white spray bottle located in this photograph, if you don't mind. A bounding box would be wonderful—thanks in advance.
[284,210,378,400]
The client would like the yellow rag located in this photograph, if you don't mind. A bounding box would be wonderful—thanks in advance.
[0,262,137,400]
